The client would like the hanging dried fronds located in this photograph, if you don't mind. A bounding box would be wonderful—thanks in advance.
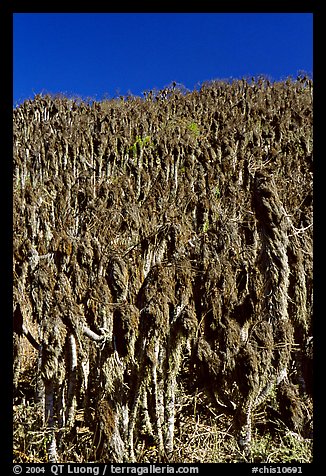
[13,77,313,463]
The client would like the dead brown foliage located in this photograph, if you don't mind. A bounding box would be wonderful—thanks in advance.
[13,77,313,462]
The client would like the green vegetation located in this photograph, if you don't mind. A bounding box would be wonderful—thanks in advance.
[213,185,220,199]
[202,220,210,233]
[129,135,152,158]
[187,121,200,137]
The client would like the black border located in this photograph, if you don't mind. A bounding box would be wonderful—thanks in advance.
[8,1,318,13]
[1,0,14,469]
[3,1,319,473]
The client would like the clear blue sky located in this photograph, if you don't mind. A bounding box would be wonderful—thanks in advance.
[13,13,313,105]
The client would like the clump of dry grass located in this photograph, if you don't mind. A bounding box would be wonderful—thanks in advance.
[14,383,312,463]
[13,402,46,463]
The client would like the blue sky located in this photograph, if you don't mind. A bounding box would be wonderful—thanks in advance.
[13,13,313,105]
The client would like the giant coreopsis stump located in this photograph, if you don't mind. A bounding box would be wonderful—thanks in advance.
[13,77,313,462]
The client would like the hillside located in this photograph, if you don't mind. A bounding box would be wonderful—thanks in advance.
[13,77,313,463]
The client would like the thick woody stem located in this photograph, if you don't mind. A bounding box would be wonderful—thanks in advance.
[66,334,78,426]
[44,379,58,463]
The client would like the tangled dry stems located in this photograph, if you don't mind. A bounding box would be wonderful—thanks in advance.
[13,383,312,463]
[13,77,313,463]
